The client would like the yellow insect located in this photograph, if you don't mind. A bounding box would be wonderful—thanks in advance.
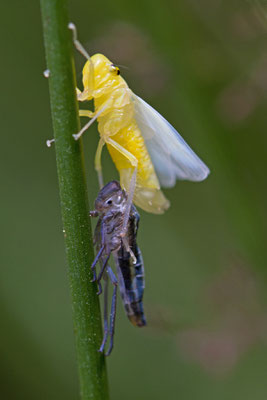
[69,23,210,218]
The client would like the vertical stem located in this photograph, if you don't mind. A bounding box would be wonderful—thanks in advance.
[40,1,109,399]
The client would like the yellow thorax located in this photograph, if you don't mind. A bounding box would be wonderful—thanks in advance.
[80,54,126,101]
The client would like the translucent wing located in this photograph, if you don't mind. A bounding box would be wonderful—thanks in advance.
[132,94,210,187]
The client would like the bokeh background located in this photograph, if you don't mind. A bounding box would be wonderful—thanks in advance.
[1,0,267,399]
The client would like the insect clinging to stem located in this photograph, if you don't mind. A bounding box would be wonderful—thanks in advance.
[69,23,210,222]
[90,180,146,355]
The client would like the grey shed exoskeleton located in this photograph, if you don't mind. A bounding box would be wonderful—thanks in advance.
[90,181,146,356]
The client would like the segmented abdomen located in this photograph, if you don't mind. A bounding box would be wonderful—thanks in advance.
[115,242,146,327]
[107,121,160,190]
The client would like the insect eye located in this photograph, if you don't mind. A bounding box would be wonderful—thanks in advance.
[110,64,120,75]
[111,195,122,206]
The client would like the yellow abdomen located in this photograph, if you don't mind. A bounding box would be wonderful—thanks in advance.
[107,121,159,189]
[103,115,170,214]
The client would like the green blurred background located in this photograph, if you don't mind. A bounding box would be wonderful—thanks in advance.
[1,0,267,399]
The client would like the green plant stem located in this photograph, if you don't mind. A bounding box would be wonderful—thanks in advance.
[40,1,109,399]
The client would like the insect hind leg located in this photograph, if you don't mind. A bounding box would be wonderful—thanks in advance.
[94,138,105,189]
[96,253,110,295]
[105,266,118,356]
[99,275,109,353]
[122,237,137,264]
[98,267,118,356]
[122,167,137,235]
[105,137,138,238]
[91,245,104,282]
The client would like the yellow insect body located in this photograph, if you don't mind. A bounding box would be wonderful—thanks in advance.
[78,54,170,214]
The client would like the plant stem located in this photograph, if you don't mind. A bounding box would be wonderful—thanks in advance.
[40,1,109,399]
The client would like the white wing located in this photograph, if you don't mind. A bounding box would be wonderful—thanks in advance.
[132,94,210,187]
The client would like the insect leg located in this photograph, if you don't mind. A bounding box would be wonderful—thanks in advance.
[91,245,105,269]
[105,266,118,356]
[73,104,109,141]
[105,138,138,169]
[122,237,137,264]
[68,23,91,61]
[99,274,109,353]
[122,167,137,232]
[79,110,94,118]
[46,138,55,147]
[95,138,105,188]
[96,253,110,295]
[100,218,107,246]
[105,137,138,236]
[68,23,95,101]
[97,279,102,296]
[107,265,118,286]
[91,245,104,281]
[89,210,99,217]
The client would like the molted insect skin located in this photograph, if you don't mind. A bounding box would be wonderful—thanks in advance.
[94,180,123,213]
[78,54,170,214]
[92,181,146,329]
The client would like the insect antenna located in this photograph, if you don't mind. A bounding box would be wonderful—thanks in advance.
[115,64,130,71]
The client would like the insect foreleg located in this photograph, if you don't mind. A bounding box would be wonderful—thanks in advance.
[89,210,99,217]
[99,275,109,353]
[100,218,108,246]
[68,23,91,61]
[68,23,95,101]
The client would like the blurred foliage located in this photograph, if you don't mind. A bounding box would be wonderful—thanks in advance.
[1,0,267,399]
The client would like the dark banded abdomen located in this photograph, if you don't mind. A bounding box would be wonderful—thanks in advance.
[116,243,146,327]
